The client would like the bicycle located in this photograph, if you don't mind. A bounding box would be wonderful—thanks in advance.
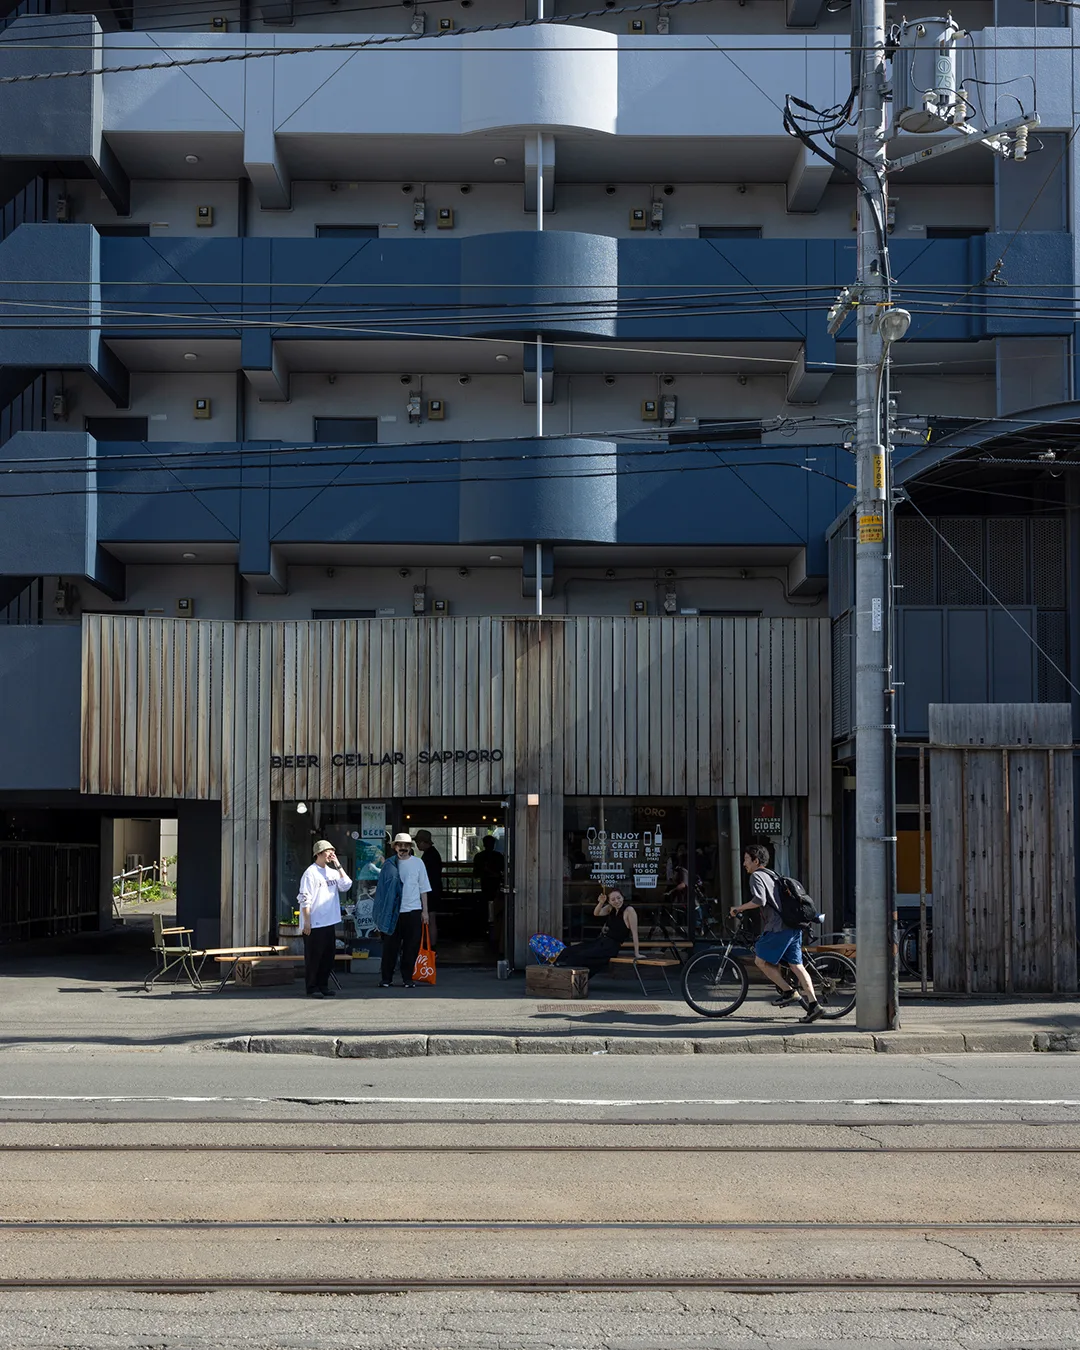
[899,918,933,981]
[681,916,857,1020]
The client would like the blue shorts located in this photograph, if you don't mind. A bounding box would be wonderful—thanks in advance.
[755,928,803,967]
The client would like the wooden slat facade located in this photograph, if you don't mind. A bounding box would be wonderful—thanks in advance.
[82,614,833,952]
[929,703,1078,993]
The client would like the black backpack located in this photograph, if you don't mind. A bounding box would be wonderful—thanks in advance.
[763,869,818,930]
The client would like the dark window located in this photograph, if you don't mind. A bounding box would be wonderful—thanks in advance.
[312,609,377,619]
[315,225,379,239]
[698,226,763,239]
[313,417,378,444]
[95,225,151,237]
[925,227,988,239]
[669,419,762,445]
[85,417,149,441]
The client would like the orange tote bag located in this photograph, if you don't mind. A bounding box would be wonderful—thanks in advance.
[412,922,436,985]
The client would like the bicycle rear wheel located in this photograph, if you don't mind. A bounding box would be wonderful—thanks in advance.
[810,952,857,1020]
[681,950,749,1018]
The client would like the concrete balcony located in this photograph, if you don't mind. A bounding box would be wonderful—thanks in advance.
[0,226,1068,406]
[0,434,853,591]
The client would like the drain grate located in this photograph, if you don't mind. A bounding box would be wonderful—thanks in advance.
[535,1003,662,1014]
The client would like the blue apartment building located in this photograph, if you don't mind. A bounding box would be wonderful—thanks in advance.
[0,0,1076,973]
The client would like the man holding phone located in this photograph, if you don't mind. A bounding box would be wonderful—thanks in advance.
[298,840,352,998]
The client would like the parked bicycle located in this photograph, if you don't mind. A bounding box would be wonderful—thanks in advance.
[899,918,933,981]
[681,915,857,1020]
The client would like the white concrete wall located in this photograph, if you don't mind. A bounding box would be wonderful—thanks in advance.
[240,181,995,239]
[43,372,239,440]
[36,367,995,440]
[102,29,850,140]
[123,0,993,39]
[57,562,826,620]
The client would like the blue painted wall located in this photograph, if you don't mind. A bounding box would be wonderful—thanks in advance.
[0,626,82,790]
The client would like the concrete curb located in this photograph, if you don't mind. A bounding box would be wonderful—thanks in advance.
[211,1029,1078,1057]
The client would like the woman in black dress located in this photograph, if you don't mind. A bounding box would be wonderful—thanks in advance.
[555,888,642,976]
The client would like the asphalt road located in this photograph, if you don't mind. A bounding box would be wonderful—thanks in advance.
[0,1049,1078,1348]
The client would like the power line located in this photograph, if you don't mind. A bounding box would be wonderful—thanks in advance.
[0,451,852,498]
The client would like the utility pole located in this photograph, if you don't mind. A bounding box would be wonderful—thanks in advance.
[853,0,897,1032]
[811,7,1037,1032]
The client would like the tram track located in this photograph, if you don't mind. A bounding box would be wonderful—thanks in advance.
[2,1141,1079,1154]
[3,1219,1078,1232]
[1,1276,1079,1295]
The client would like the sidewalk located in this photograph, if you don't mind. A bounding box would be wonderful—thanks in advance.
[1,925,1078,1056]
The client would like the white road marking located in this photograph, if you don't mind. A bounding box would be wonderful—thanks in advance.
[0,1096,1078,1107]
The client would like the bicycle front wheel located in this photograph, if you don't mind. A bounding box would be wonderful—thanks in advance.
[811,952,857,1020]
[681,950,749,1018]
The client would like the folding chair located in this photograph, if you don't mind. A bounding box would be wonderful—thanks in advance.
[143,913,203,991]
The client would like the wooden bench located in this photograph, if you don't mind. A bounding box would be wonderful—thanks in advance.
[609,954,681,996]
[214,951,357,990]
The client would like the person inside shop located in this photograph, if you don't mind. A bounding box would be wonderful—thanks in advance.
[473,833,506,947]
[413,829,443,942]
[298,840,353,999]
[374,832,432,989]
[554,887,642,977]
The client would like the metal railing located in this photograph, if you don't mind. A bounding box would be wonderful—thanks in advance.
[0,842,99,943]
[112,862,160,917]
[0,578,44,625]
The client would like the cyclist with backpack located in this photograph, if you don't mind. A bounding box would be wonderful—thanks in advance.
[730,844,823,1024]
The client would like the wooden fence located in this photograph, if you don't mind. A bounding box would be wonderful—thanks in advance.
[930,703,1078,993]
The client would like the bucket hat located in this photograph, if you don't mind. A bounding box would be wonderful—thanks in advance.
[312,839,334,856]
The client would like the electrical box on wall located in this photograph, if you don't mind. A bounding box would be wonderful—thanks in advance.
[194,398,211,419]
[51,392,69,422]
[661,395,677,424]
[210,15,227,28]
[650,200,664,228]
[630,208,648,230]
[196,205,214,226]
[427,399,445,420]
[437,208,454,229]
[630,599,648,615]
[663,590,678,614]
[628,17,645,31]
[176,597,195,617]
[55,195,72,223]
[407,394,423,423]
[438,15,454,29]
[412,586,427,614]
[433,598,449,614]
[413,201,426,229]
[641,398,659,421]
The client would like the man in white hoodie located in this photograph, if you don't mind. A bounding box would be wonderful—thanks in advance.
[298,840,352,998]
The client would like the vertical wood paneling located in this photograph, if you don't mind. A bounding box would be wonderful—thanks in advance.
[682,619,697,798]
[661,619,676,797]
[930,704,1077,994]
[81,615,835,945]
[732,621,747,795]
[793,620,809,798]
[717,623,733,795]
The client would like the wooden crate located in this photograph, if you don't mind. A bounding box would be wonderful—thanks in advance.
[234,958,296,987]
[525,964,589,999]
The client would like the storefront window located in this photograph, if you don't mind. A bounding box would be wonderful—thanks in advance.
[562,797,803,943]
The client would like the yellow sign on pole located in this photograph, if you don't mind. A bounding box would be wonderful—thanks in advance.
[859,514,884,543]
